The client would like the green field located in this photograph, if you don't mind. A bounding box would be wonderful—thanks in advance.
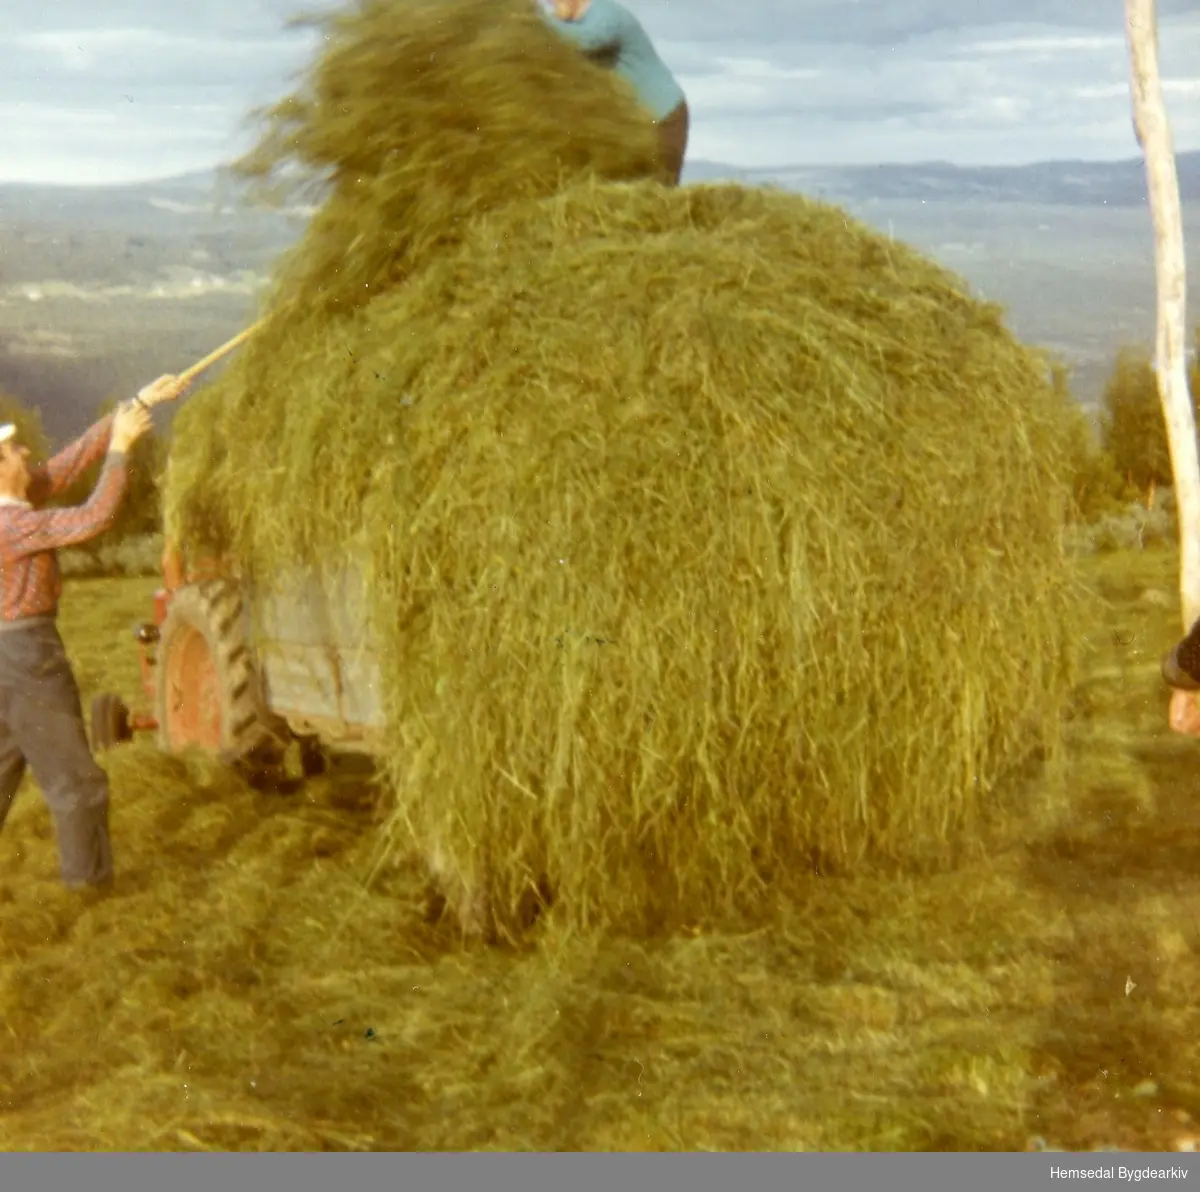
[2,552,1200,1152]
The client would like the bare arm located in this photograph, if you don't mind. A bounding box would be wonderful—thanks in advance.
[543,5,623,53]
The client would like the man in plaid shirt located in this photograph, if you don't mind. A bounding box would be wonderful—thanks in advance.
[0,373,189,893]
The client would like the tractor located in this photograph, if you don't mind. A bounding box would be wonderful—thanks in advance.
[90,542,385,784]
[91,541,498,932]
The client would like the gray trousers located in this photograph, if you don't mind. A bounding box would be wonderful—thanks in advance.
[0,618,113,887]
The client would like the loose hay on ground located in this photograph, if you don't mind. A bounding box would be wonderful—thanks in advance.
[5,550,1200,1152]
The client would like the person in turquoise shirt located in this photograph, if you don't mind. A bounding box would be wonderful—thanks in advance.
[540,0,689,184]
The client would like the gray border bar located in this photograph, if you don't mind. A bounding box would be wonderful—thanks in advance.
[2,1153,1197,1192]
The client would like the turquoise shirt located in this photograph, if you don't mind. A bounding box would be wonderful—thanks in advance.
[541,0,686,120]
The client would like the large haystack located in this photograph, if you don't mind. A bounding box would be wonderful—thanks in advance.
[164,0,1088,938]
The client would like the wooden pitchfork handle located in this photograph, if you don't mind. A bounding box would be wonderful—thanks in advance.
[159,318,264,591]
[177,318,266,386]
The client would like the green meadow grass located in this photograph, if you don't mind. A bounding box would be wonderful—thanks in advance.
[0,549,1198,1152]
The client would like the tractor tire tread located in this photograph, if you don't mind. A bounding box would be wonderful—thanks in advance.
[155,579,289,773]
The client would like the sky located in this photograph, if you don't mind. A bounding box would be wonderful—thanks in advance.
[1,0,1200,185]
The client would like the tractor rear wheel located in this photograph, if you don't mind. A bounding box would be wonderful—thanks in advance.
[90,692,132,754]
[155,579,289,783]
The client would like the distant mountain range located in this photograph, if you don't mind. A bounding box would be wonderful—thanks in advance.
[1,149,1197,444]
[0,168,308,240]
[681,151,1200,207]
[1,149,1196,225]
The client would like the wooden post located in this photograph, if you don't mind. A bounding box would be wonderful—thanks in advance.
[1126,0,1200,630]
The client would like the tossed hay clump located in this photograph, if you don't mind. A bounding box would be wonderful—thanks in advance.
[164,0,1088,938]
[231,0,662,316]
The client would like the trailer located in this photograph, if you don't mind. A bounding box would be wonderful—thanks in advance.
[91,544,386,782]
[90,543,501,933]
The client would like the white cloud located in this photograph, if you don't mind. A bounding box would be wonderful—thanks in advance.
[681,71,808,115]
[1,103,121,127]
[3,5,1200,181]
[10,27,291,66]
[1076,78,1200,100]
[0,98,250,185]
[977,95,1033,124]
[17,28,185,52]
[965,35,1126,55]
[0,152,225,186]
[1074,83,1136,100]
[712,56,821,81]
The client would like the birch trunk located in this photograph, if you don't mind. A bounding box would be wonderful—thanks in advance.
[1125,0,1200,629]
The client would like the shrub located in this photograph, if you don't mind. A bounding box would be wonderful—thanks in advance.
[59,532,164,579]
[1097,341,1200,498]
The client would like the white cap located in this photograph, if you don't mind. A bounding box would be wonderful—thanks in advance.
[0,425,15,445]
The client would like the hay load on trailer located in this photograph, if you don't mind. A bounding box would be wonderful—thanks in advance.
[118,0,1090,939]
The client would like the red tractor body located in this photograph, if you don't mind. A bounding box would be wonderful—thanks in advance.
[92,545,383,778]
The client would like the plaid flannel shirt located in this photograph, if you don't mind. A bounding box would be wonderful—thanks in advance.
[0,413,128,623]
